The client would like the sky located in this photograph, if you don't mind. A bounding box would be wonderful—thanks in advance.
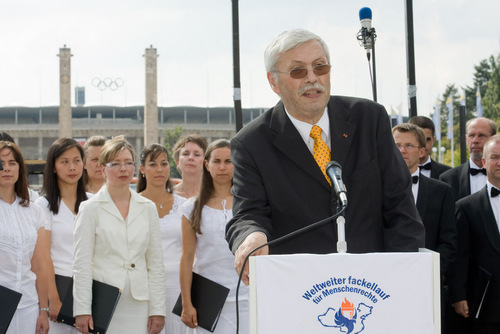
[1,0,499,118]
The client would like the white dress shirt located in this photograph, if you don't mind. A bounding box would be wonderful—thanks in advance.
[285,107,331,152]
[411,170,419,205]
[419,156,432,178]
[0,197,44,308]
[487,181,500,232]
[470,159,487,195]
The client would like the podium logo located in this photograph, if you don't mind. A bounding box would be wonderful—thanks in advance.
[317,297,373,334]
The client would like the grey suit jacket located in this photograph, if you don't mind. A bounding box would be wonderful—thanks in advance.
[226,96,425,255]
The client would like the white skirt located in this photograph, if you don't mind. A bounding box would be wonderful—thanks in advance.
[7,303,38,334]
[185,299,249,334]
[48,319,79,334]
[106,274,149,334]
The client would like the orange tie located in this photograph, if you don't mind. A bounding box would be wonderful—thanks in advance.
[309,125,331,185]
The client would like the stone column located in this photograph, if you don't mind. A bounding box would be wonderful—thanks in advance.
[144,46,158,146]
[58,46,72,138]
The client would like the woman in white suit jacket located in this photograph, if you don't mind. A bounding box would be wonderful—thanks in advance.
[73,136,166,334]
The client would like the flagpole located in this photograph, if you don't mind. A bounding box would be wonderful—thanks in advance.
[451,133,454,167]
[446,94,454,167]
[459,91,467,164]
[232,0,243,132]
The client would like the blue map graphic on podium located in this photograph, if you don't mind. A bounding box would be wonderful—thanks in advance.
[318,298,373,334]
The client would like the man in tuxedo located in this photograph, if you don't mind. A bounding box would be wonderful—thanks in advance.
[408,116,451,179]
[449,134,500,333]
[392,123,456,275]
[439,117,497,334]
[226,29,425,285]
[439,117,497,202]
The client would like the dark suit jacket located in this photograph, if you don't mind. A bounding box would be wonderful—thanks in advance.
[429,159,452,180]
[226,96,425,255]
[439,162,471,202]
[448,187,500,323]
[416,174,457,275]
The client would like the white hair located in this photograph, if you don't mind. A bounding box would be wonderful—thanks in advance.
[264,29,331,76]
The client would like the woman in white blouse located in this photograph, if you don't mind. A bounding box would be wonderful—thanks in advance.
[35,138,89,334]
[73,136,166,334]
[172,135,207,199]
[179,139,249,333]
[0,140,50,334]
[137,143,186,333]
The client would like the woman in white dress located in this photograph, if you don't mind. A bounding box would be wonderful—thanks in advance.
[0,140,50,334]
[35,138,89,334]
[179,139,249,334]
[73,135,166,334]
[82,136,107,194]
[172,135,207,199]
[137,143,186,333]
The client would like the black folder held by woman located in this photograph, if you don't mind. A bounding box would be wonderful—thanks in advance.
[172,272,230,332]
[0,284,22,334]
[55,275,121,334]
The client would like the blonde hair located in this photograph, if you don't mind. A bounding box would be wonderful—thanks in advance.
[99,135,136,165]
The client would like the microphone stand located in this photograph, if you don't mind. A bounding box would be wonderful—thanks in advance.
[335,197,347,253]
[358,27,378,102]
[370,29,377,102]
[235,206,346,334]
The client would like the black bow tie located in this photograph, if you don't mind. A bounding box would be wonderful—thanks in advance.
[412,175,419,184]
[419,163,432,171]
[491,187,500,197]
[470,168,487,176]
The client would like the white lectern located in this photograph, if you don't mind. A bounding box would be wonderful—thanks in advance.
[249,249,440,334]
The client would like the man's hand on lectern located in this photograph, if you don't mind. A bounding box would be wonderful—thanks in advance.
[234,232,269,285]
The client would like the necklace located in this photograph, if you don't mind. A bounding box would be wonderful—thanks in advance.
[140,190,171,210]
[154,195,173,210]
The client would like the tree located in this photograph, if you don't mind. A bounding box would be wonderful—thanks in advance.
[464,58,491,117]
[482,54,500,120]
[433,53,500,166]
[434,84,461,166]
[163,126,183,178]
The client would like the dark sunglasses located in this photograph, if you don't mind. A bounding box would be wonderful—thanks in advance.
[276,64,331,79]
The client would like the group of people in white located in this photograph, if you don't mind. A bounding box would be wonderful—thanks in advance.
[0,132,248,334]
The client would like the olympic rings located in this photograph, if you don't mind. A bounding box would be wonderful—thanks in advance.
[92,77,124,91]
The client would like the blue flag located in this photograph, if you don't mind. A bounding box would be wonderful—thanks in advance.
[476,87,483,117]
[433,103,441,141]
[446,95,453,140]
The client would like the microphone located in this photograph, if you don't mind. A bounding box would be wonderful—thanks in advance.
[326,161,347,208]
[358,7,373,51]
[359,7,372,31]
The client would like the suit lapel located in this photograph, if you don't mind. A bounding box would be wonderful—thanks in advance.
[127,191,148,224]
[459,163,471,198]
[97,187,124,221]
[96,186,148,223]
[271,101,331,189]
[416,174,429,220]
[430,160,439,179]
[270,97,356,190]
[478,187,500,254]
[328,98,355,168]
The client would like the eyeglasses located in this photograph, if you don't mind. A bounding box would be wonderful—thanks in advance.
[105,161,135,169]
[275,64,331,79]
[396,144,420,151]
